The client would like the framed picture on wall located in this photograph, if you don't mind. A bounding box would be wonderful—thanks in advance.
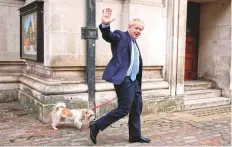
[19,0,44,62]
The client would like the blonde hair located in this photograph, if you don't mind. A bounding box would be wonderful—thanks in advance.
[128,18,144,30]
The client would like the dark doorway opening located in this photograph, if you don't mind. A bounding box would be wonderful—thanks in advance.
[185,2,201,80]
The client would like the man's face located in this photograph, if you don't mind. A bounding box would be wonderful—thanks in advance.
[128,24,144,40]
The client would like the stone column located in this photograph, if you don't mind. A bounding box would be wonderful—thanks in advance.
[168,0,179,96]
[176,0,187,95]
[167,0,186,96]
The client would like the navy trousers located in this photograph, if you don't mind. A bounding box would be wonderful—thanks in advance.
[95,76,143,138]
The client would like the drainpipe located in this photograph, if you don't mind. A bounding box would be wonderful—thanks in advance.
[81,0,98,112]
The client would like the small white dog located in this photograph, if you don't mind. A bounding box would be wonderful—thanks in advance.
[51,102,95,130]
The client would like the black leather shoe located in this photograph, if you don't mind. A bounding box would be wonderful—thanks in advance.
[89,121,99,144]
[129,136,151,143]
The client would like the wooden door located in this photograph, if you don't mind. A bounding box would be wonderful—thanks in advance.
[185,31,197,80]
[184,2,200,80]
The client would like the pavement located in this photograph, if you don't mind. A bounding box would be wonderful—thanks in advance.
[0,101,231,146]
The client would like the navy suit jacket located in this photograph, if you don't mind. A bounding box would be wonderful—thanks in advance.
[99,24,143,88]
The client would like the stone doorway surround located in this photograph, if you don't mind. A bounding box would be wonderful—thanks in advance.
[166,0,232,98]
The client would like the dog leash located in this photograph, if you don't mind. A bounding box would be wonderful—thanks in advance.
[91,97,117,110]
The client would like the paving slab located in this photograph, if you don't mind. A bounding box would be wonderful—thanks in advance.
[0,101,231,146]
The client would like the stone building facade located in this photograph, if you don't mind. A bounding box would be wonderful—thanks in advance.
[0,0,231,123]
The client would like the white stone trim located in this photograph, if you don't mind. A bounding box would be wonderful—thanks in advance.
[19,76,88,95]
[123,0,164,6]
[0,83,19,90]
[0,0,24,6]
[96,80,169,91]
[0,75,20,83]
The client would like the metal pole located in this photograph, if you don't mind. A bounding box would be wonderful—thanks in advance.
[83,0,97,112]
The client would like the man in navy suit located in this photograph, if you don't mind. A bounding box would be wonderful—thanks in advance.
[89,8,151,144]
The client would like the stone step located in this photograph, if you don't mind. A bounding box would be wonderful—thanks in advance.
[184,89,221,100]
[184,97,231,110]
[184,80,213,91]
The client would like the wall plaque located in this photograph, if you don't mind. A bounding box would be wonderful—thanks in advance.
[19,0,44,62]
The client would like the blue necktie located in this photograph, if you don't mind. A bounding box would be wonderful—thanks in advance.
[130,40,139,81]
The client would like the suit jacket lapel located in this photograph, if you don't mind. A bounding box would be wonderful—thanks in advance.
[126,31,132,58]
